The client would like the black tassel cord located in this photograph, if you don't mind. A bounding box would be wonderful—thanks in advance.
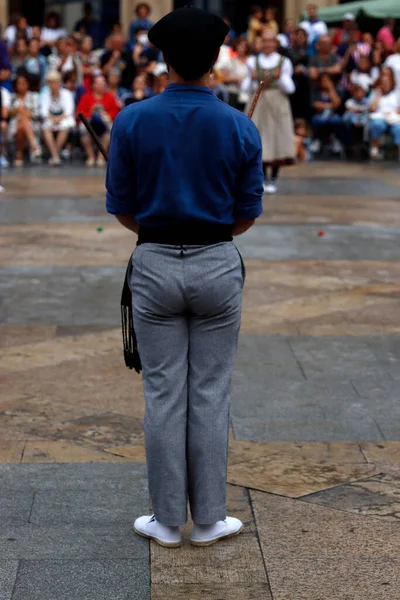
[121,254,142,374]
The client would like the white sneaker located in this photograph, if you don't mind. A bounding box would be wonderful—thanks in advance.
[331,137,344,155]
[370,147,379,159]
[190,516,243,547]
[0,155,9,168]
[30,145,42,163]
[48,156,61,166]
[309,139,321,154]
[133,514,182,548]
[263,181,277,194]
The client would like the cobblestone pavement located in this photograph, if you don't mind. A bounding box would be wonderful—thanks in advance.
[1,163,400,599]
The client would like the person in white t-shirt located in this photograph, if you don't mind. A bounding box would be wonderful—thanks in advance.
[277,19,296,49]
[47,37,80,79]
[384,38,400,90]
[350,55,379,92]
[299,3,328,47]
[0,86,10,166]
[223,38,251,111]
[41,12,68,47]
[368,67,400,159]
[213,33,234,72]
[4,15,32,48]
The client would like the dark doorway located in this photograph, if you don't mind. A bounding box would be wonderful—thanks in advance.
[173,0,283,33]
[232,0,284,35]
[22,0,45,25]
[232,0,254,34]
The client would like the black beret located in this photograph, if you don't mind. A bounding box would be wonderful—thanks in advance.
[148,7,229,55]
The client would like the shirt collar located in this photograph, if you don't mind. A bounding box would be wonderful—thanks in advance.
[164,83,214,96]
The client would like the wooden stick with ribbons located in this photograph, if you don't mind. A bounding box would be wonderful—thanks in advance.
[78,112,109,161]
[248,81,264,119]
[78,112,142,374]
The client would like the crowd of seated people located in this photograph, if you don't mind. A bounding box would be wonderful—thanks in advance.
[0,2,168,167]
[0,2,400,167]
[213,4,400,160]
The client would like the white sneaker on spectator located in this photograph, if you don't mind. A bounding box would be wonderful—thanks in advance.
[86,158,95,167]
[0,155,9,168]
[331,137,344,155]
[96,155,106,167]
[263,180,277,194]
[370,147,379,159]
[190,517,243,546]
[309,139,321,154]
[60,149,71,160]
[30,145,42,163]
[133,515,182,548]
[49,156,61,166]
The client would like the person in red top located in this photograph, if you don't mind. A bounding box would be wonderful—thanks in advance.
[76,73,120,167]
[331,13,361,49]
[377,18,396,53]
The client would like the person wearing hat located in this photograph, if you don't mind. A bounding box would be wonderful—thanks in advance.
[337,23,363,74]
[332,13,360,49]
[105,7,263,548]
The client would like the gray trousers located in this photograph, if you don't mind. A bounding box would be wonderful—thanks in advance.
[131,241,243,526]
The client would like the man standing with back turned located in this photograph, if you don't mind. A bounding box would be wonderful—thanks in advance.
[106,7,263,548]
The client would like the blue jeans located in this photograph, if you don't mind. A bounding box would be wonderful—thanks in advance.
[312,114,346,141]
[90,114,109,137]
[369,119,400,144]
[343,112,368,128]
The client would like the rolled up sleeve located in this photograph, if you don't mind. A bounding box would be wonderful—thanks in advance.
[278,58,295,96]
[234,121,264,220]
[106,112,136,216]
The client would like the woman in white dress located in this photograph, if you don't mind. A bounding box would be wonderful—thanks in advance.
[40,71,75,165]
[8,73,41,167]
[242,30,295,194]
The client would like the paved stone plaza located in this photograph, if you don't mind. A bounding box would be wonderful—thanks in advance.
[1,163,400,599]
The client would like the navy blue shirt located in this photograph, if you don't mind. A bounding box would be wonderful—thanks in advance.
[106,84,263,226]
